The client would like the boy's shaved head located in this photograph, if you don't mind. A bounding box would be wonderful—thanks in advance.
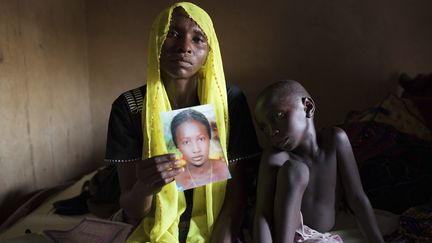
[256,80,311,107]
[254,79,316,149]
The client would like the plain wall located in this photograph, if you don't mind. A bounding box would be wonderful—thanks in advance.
[0,0,93,220]
[87,0,432,153]
[1,0,431,221]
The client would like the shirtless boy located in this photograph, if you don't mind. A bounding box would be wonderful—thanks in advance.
[253,80,384,243]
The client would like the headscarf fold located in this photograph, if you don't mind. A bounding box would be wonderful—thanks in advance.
[126,2,229,242]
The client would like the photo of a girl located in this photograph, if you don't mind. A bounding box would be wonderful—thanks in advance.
[161,105,231,191]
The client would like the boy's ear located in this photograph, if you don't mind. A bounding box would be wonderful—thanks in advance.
[302,97,315,118]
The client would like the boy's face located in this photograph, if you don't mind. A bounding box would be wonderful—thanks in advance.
[255,98,308,151]
[175,119,211,167]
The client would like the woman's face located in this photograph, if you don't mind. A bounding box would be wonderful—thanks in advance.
[175,119,210,167]
[160,8,209,80]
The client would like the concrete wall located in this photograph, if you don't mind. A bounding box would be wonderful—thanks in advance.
[1,0,431,221]
[0,0,93,218]
[87,0,432,151]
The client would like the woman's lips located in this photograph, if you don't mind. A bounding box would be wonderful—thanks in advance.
[171,58,192,67]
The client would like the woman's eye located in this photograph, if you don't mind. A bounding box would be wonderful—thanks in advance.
[182,140,190,145]
[193,35,206,44]
[167,30,179,38]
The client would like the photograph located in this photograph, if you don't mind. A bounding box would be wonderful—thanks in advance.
[3,1,431,242]
[160,104,231,191]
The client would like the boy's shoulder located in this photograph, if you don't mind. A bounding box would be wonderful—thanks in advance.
[318,126,346,137]
[318,126,349,149]
[261,147,292,168]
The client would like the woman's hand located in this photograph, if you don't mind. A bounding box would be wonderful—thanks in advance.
[135,153,186,195]
[117,153,186,223]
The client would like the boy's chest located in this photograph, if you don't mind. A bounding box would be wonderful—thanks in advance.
[302,151,338,205]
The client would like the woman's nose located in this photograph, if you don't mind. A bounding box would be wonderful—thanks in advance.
[176,37,192,54]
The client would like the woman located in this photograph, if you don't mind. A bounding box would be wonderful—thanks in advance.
[105,2,260,242]
[170,108,231,191]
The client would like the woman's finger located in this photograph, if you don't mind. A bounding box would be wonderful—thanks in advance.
[155,158,184,172]
[160,166,185,180]
[136,154,178,177]
[154,154,176,164]
[136,164,184,188]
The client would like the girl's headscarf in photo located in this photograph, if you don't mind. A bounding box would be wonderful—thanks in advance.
[126,2,229,242]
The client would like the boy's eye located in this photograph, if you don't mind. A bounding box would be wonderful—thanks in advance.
[275,112,285,120]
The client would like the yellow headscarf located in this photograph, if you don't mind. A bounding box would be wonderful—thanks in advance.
[126,2,229,242]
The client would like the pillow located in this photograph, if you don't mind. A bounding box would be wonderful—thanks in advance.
[399,73,432,130]
[357,93,432,141]
[386,204,432,242]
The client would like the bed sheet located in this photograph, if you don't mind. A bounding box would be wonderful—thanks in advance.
[0,170,98,241]
[0,169,399,242]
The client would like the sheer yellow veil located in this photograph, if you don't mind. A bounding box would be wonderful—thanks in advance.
[126,2,229,242]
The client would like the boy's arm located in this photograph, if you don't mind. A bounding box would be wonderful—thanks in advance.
[273,159,308,243]
[253,149,300,242]
[253,151,277,243]
[334,127,384,243]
